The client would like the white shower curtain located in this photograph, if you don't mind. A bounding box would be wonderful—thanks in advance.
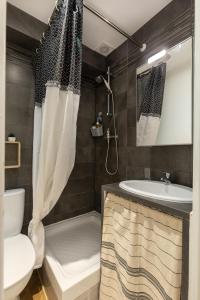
[29,87,79,267]
[28,0,83,267]
[137,115,161,146]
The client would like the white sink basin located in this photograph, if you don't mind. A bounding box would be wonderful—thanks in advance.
[119,180,192,203]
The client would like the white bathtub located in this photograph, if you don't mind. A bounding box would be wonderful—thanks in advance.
[42,211,101,300]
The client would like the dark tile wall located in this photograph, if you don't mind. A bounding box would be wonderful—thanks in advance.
[95,66,151,212]
[95,0,193,211]
[5,48,34,227]
[5,46,96,229]
[6,0,194,220]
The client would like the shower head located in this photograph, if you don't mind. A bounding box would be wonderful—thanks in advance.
[95,75,112,94]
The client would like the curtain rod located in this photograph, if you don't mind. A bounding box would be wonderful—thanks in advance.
[83,4,146,52]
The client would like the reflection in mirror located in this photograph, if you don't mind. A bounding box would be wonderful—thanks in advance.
[136,37,193,146]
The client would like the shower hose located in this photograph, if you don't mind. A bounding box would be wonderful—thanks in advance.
[105,93,119,176]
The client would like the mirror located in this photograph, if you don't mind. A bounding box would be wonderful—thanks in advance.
[136,37,193,146]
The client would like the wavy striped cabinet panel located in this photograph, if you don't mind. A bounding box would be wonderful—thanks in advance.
[100,193,189,300]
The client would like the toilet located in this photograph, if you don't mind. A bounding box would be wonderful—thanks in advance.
[4,189,35,300]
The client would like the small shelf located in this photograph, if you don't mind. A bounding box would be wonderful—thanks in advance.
[5,141,21,169]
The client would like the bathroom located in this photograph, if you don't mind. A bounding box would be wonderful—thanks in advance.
[0,0,200,299]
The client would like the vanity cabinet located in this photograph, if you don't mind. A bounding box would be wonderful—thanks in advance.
[101,184,191,300]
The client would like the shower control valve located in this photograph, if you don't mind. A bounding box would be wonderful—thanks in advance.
[105,128,118,140]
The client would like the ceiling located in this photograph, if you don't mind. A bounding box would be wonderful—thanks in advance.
[8,0,173,56]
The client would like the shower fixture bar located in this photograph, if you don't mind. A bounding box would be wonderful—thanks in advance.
[83,4,146,51]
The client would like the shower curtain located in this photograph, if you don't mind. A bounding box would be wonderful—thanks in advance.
[137,63,166,146]
[28,0,83,267]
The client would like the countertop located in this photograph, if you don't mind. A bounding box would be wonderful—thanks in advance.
[102,183,192,220]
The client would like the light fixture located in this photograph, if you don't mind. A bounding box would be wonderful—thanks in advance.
[148,49,167,64]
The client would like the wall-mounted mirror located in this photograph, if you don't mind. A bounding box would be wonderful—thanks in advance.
[136,37,193,146]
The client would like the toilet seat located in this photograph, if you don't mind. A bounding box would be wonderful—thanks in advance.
[4,234,35,291]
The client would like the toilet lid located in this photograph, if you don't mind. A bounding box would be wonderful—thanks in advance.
[4,234,35,290]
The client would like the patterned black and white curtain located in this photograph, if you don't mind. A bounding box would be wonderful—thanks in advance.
[137,63,166,146]
[28,0,83,267]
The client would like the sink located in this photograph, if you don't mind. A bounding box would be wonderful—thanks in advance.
[119,180,192,203]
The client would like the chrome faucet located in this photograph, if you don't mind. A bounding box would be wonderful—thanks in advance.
[161,172,171,184]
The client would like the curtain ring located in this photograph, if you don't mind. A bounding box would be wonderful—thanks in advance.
[48,17,51,26]
[36,48,39,54]
[75,4,79,13]
[55,0,59,11]
[39,33,45,45]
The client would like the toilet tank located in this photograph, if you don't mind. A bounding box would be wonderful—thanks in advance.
[4,189,25,238]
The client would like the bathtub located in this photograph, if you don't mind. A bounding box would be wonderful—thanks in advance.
[41,211,101,300]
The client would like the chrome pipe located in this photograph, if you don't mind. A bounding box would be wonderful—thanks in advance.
[83,3,144,50]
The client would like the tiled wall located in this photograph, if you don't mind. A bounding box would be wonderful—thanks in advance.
[5,46,96,229]
[95,66,152,212]
[5,48,35,227]
[95,72,193,212]
[6,0,194,221]
[94,0,193,211]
